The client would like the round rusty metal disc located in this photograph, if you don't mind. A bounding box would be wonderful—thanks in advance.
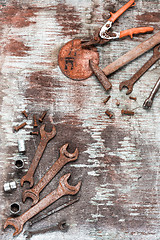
[58,39,99,80]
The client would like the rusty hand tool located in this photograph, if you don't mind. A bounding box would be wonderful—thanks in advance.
[4,173,81,236]
[85,32,160,92]
[143,77,160,109]
[82,0,153,47]
[22,143,78,205]
[24,220,69,239]
[89,60,112,91]
[103,31,160,76]
[29,196,80,226]
[119,44,160,94]
[21,124,56,188]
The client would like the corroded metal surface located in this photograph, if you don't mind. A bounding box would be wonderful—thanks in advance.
[58,39,99,80]
[0,0,160,240]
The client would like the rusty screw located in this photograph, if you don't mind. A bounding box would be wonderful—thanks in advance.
[129,96,137,101]
[22,111,28,118]
[116,99,120,106]
[30,131,39,136]
[39,111,47,123]
[121,110,134,116]
[33,114,38,128]
[103,96,111,104]
[105,110,113,119]
[13,122,27,132]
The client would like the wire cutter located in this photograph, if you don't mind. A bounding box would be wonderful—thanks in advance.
[81,0,154,47]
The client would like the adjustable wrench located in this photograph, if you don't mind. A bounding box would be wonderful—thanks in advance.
[4,173,81,236]
[21,124,56,188]
[119,44,160,94]
[22,143,79,205]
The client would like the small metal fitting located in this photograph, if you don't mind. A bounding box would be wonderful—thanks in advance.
[121,109,134,116]
[105,110,113,119]
[39,111,47,122]
[30,131,39,136]
[18,139,26,154]
[22,110,28,118]
[10,202,21,215]
[33,114,38,128]
[15,159,24,169]
[13,122,27,132]
[129,96,137,101]
[4,181,17,192]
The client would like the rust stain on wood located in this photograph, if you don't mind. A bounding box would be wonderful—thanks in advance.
[4,39,30,56]
[136,12,160,22]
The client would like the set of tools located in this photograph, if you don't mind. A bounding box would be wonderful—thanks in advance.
[58,0,160,110]
[4,112,81,237]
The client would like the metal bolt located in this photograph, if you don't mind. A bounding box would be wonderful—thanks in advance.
[103,95,111,104]
[14,122,27,132]
[39,111,47,122]
[22,110,28,118]
[30,131,39,136]
[121,110,134,116]
[33,114,38,128]
[105,110,113,118]
[129,96,137,101]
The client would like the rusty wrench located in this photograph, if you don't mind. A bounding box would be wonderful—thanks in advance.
[4,173,81,236]
[22,143,79,205]
[119,44,160,94]
[21,124,56,188]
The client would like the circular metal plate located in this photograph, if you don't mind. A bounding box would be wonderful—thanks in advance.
[58,39,99,80]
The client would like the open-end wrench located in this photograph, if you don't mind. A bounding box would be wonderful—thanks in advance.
[143,77,160,109]
[119,44,160,94]
[22,143,79,205]
[21,124,56,188]
[4,173,81,236]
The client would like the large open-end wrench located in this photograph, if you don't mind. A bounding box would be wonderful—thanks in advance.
[21,124,56,188]
[119,44,160,94]
[22,143,79,205]
[4,173,81,236]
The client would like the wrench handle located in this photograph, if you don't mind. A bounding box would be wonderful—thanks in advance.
[21,140,48,187]
[108,0,135,23]
[103,31,160,76]
[149,77,160,101]
[32,157,69,195]
[127,54,160,85]
[21,188,63,223]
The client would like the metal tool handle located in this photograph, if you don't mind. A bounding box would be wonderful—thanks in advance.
[108,0,135,23]
[119,27,154,39]
[103,31,160,76]
[149,77,160,101]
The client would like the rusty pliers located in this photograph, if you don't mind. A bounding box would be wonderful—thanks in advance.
[81,0,153,47]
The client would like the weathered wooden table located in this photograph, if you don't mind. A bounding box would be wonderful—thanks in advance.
[0,0,160,239]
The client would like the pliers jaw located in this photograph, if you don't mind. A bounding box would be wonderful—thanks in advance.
[99,20,113,39]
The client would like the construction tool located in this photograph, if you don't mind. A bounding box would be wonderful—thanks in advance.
[119,44,160,94]
[143,77,160,109]
[29,196,80,225]
[21,124,56,188]
[4,173,81,236]
[24,220,69,239]
[22,143,79,205]
[81,0,153,47]
[90,31,160,91]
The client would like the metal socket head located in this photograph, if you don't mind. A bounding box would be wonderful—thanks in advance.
[4,181,17,192]
[10,202,21,215]
[15,159,24,169]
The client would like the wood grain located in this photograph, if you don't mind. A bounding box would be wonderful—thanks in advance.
[0,0,159,239]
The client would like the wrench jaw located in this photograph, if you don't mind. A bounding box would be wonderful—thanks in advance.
[22,189,39,206]
[143,98,153,109]
[60,143,79,161]
[4,217,23,236]
[119,81,133,95]
[40,124,56,140]
[21,174,34,188]
[58,173,81,195]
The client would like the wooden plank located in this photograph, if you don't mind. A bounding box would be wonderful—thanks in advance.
[0,0,160,239]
